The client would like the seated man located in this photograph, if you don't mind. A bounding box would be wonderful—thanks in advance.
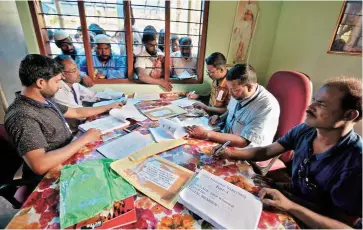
[54,30,94,87]
[79,34,126,79]
[171,37,197,77]
[185,63,280,148]
[213,77,362,229]
[5,54,123,182]
[135,31,172,91]
[188,52,230,114]
[53,55,122,132]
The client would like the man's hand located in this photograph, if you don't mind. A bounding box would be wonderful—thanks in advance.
[258,188,295,212]
[209,115,220,125]
[81,75,95,87]
[211,144,232,159]
[160,81,173,92]
[187,92,199,100]
[193,102,207,110]
[107,102,123,110]
[81,128,102,144]
[184,125,209,139]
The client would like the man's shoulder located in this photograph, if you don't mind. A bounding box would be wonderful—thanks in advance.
[5,102,36,128]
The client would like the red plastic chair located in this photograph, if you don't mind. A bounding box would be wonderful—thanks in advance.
[251,71,312,175]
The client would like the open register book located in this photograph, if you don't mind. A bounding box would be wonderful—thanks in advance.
[149,117,214,142]
[178,170,263,229]
[78,116,130,134]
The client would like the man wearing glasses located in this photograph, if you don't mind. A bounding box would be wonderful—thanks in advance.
[187,52,230,115]
[213,77,362,228]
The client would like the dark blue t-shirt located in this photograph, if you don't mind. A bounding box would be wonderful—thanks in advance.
[277,123,362,217]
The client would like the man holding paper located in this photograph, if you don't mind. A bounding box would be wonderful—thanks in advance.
[213,77,362,229]
[186,63,280,148]
[170,37,197,77]
[5,55,123,183]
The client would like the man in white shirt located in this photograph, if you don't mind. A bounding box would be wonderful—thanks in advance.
[171,37,197,77]
[135,31,172,91]
[54,30,95,87]
[185,64,280,148]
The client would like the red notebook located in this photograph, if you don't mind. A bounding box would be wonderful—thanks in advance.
[67,196,136,229]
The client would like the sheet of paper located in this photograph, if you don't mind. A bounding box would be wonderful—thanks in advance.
[134,93,160,101]
[92,98,127,107]
[150,109,172,117]
[110,104,147,122]
[178,170,262,229]
[178,117,213,130]
[95,91,124,100]
[78,116,130,134]
[149,127,174,142]
[159,117,187,139]
[97,132,154,160]
[126,98,141,106]
[142,104,187,120]
[171,98,198,108]
[177,70,195,80]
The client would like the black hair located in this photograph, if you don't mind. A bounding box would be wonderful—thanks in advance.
[19,54,63,87]
[74,33,80,39]
[171,35,179,43]
[142,31,157,43]
[54,54,73,67]
[77,26,82,32]
[179,37,192,45]
[143,25,157,33]
[88,23,105,35]
[158,29,165,52]
[226,63,257,84]
[205,52,226,69]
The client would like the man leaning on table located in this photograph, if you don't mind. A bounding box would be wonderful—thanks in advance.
[213,77,362,229]
[5,54,123,182]
[186,63,280,148]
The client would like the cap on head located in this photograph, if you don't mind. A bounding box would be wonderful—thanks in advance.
[54,30,69,41]
[94,34,111,44]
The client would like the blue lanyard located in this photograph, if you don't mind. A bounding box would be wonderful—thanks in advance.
[46,99,72,134]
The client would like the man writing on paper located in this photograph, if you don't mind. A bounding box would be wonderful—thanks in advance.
[170,37,197,77]
[187,52,230,115]
[54,30,95,87]
[5,54,123,183]
[79,34,126,79]
[135,30,173,91]
[213,77,362,229]
[185,63,280,148]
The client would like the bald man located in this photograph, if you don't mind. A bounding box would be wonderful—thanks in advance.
[170,37,197,76]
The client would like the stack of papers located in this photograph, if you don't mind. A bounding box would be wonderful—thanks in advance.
[176,70,196,80]
[178,170,263,229]
[149,117,213,142]
[97,132,154,160]
[134,93,160,101]
[78,116,130,134]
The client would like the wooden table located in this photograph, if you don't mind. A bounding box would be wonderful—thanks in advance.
[6,93,299,229]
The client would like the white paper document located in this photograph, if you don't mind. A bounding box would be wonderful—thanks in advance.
[78,116,130,134]
[178,170,263,229]
[177,70,195,80]
[110,104,147,122]
[134,93,161,101]
[171,98,198,108]
[95,91,124,100]
[97,132,154,160]
[92,97,127,107]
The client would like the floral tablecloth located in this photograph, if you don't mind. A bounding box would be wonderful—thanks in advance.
[6,93,299,229]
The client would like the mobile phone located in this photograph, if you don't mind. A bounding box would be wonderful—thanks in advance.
[125,123,142,133]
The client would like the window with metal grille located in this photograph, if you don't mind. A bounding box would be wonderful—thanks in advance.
[29,0,209,85]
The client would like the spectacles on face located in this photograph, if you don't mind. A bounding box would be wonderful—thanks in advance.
[205,69,218,76]
[63,68,78,74]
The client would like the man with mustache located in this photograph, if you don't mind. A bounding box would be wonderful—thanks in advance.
[213,77,362,228]
[79,34,126,79]
[171,37,197,76]
[5,54,123,183]
[54,30,95,87]
[186,63,280,148]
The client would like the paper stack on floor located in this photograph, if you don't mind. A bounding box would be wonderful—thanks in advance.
[178,170,263,229]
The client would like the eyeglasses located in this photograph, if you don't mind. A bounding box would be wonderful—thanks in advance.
[63,69,78,74]
[205,69,218,75]
[298,157,317,190]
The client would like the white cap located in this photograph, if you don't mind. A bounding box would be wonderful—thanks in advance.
[54,30,69,41]
[94,34,111,44]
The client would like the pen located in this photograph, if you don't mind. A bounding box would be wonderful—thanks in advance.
[213,141,231,156]
[188,91,195,99]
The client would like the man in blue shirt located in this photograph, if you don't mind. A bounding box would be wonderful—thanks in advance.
[213,77,362,228]
[79,34,126,79]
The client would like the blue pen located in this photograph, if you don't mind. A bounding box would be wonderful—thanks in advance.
[213,141,231,156]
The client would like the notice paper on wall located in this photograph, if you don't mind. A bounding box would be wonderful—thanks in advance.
[178,170,263,229]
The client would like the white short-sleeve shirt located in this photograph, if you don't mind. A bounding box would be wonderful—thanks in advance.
[224,85,280,147]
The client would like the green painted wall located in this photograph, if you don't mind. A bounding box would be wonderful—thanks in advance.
[14,1,282,95]
[267,1,362,91]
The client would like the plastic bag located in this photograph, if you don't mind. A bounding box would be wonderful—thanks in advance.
[59,159,136,228]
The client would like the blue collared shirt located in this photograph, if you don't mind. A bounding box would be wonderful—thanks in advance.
[79,52,126,79]
[278,123,362,217]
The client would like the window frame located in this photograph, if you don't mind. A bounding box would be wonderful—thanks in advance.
[29,0,210,84]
